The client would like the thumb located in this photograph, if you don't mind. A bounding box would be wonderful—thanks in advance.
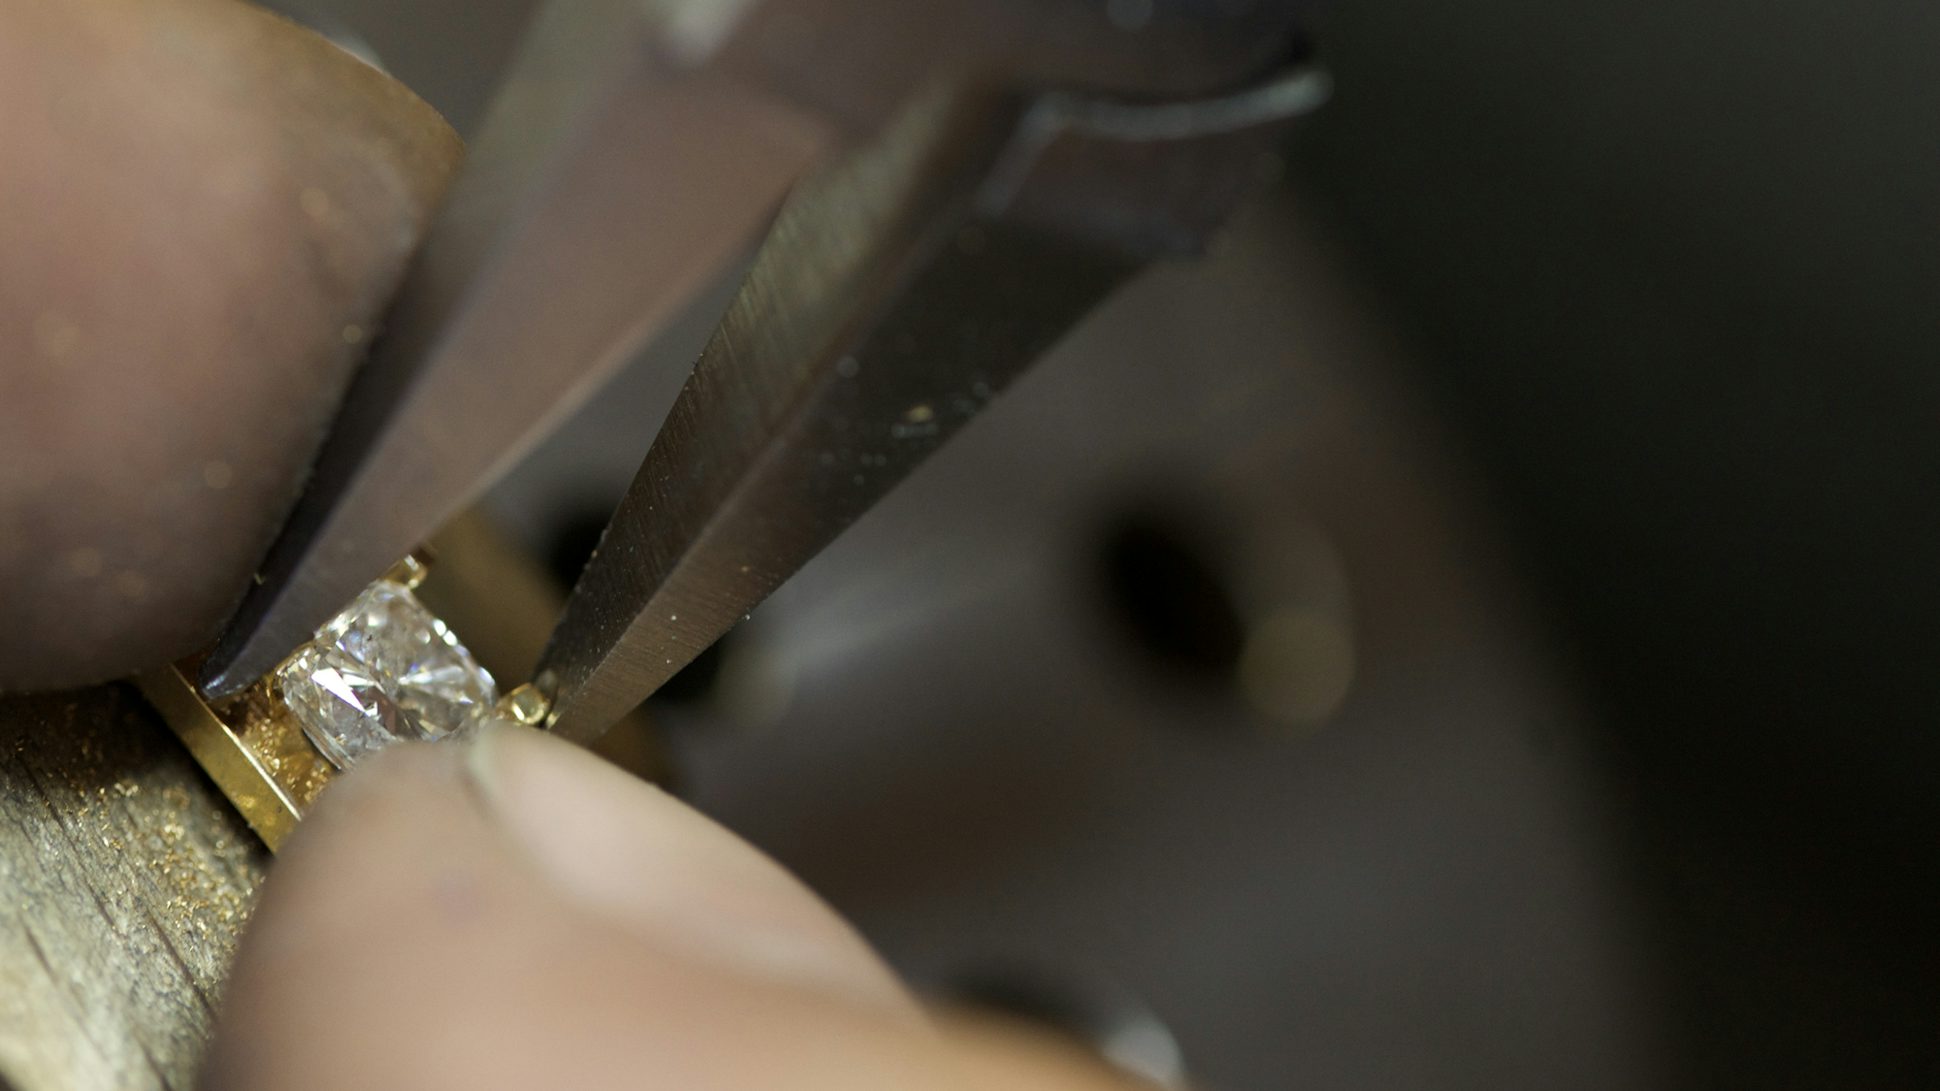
[204,726,1139,1091]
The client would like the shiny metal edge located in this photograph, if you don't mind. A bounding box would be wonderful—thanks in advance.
[134,666,307,852]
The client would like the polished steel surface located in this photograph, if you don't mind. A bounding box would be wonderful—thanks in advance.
[198,1,830,696]
[7,0,1923,1085]
[505,193,1661,1089]
[200,0,1311,698]
[653,196,1660,1089]
[534,66,1325,741]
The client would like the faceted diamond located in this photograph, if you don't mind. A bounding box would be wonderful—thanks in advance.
[277,644,410,767]
[276,580,497,768]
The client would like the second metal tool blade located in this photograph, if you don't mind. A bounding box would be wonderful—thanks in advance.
[534,68,1328,741]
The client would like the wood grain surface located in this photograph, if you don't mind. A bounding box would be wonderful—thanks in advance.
[0,684,264,1090]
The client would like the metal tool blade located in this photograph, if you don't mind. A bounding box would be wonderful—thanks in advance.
[198,1,832,696]
[534,66,1330,742]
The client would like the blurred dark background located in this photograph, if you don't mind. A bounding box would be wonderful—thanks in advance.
[286,0,1940,1085]
[1291,3,1940,1084]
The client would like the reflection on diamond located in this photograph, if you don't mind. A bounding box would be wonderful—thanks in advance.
[276,580,497,768]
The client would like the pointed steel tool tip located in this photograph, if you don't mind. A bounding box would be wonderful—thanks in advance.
[534,64,1326,742]
[199,0,1314,710]
[192,3,829,698]
[197,586,302,699]
[197,660,249,701]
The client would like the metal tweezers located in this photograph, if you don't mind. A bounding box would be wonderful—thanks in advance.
[198,0,1329,744]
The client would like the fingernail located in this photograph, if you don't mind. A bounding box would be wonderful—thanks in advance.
[464,721,913,1011]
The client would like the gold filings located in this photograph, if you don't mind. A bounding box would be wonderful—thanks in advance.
[140,545,482,851]
[135,662,336,853]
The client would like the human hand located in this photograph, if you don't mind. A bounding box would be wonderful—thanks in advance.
[3,5,1146,1086]
[0,0,459,690]
[204,726,1148,1091]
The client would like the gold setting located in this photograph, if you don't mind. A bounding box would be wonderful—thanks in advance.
[136,524,666,852]
[134,662,332,853]
[135,550,443,853]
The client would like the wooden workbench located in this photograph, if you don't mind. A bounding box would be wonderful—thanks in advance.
[0,686,262,1090]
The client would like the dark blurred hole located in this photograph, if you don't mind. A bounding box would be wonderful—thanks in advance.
[544,503,728,707]
[1096,511,1245,683]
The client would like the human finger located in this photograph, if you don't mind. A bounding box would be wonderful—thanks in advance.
[206,727,1144,1091]
[0,0,460,688]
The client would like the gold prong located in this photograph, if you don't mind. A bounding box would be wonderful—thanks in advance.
[382,550,432,589]
[498,683,551,727]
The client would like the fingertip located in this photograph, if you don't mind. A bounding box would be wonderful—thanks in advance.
[467,723,917,1013]
[0,0,461,689]
[211,736,1153,1091]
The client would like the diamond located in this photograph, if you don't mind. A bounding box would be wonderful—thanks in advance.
[275,580,497,768]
